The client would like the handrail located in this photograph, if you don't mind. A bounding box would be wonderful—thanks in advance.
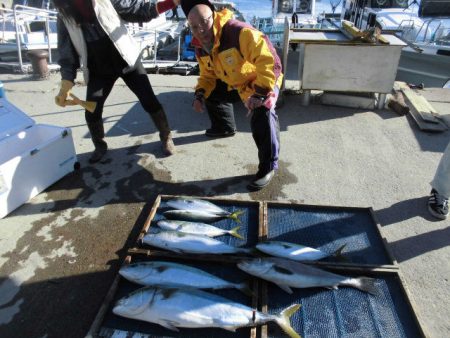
[12,4,57,71]
[128,23,184,65]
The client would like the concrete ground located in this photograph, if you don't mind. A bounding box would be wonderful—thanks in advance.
[0,72,449,338]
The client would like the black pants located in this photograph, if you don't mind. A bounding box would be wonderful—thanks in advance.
[84,61,161,124]
[205,80,280,175]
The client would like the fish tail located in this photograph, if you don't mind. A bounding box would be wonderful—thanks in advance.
[237,282,254,297]
[333,244,348,261]
[275,304,302,338]
[228,210,245,223]
[351,277,378,295]
[229,226,244,240]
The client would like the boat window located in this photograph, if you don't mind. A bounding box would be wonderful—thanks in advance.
[28,21,46,33]
[370,0,408,9]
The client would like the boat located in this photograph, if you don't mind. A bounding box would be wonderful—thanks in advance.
[252,0,319,47]
[340,0,450,88]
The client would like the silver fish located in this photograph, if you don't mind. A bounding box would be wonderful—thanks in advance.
[113,286,301,338]
[157,220,244,239]
[163,209,244,223]
[119,261,252,296]
[256,241,346,261]
[142,230,251,255]
[167,197,226,214]
[237,257,376,295]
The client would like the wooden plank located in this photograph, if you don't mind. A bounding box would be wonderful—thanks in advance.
[401,87,448,132]
[402,87,440,123]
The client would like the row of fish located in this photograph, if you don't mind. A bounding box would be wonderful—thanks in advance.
[114,257,376,337]
[143,228,345,262]
[119,259,376,296]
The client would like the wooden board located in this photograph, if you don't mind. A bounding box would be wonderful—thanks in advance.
[401,87,448,132]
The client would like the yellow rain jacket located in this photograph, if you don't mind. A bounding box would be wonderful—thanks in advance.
[194,9,283,102]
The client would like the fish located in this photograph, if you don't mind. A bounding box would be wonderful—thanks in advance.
[166,197,227,214]
[119,261,252,296]
[256,241,346,262]
[142,230,252,255]
[163,209,244,223]
[237,257,377,295]
[113,286,301,338]
[157,219,244,239]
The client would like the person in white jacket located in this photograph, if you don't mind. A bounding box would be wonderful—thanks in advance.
[53,0,178,163]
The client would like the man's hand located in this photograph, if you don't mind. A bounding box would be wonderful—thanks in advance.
[245,95,265,111]
[193,91,205,113]
[54,80,74,107]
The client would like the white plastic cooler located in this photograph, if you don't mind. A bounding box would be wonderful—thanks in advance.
[0,98,78,218]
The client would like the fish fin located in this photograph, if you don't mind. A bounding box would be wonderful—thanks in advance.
[159,320,180,332]
[229,210,245,223]
[333,244,348,262]
[237,282,254,297]
[277,283,293,294]
[354,277,378,295]
[229,226,244,240]
[275,304,302,338]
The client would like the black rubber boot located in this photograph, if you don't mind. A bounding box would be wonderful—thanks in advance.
[87,120,108,164]
[150,108,176,156]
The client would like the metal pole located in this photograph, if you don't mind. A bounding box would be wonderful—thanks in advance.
[13,6,24,72]
[176,34,181,62]
[153,29,157,65]
[45,16,52,63]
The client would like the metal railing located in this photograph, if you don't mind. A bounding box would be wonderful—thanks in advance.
[11,5,57,70]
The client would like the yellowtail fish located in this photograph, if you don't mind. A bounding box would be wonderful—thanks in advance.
[113,286,301,338]
[166,197,228,214]
[143,230,251,255]
[237,257,377,295]
[157,220,244,239]
[119,261,252,296]
[256,241,346,261]
[163,209,244,223]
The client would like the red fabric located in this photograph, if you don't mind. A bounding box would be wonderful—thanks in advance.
[74,0,94,22]
[156,0,175,14]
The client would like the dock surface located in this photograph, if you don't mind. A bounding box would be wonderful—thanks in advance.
[0,72,449,337]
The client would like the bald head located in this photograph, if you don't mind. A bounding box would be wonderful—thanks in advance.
[188,4,213,21]
[188,4,214,49]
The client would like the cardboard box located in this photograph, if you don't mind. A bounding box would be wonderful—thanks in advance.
[0,98,78,218]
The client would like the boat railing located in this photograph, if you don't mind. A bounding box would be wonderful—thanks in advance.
[129,25,183,65]
[11,4,57,71]
[414,17,450,45]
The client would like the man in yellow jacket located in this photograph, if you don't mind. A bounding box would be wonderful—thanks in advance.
[182,0,283,190]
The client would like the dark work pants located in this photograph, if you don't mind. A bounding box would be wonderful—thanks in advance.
[205,80,280,175]
[84,62,162,124]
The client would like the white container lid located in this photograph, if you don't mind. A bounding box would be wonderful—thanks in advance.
[0,98,35,141]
